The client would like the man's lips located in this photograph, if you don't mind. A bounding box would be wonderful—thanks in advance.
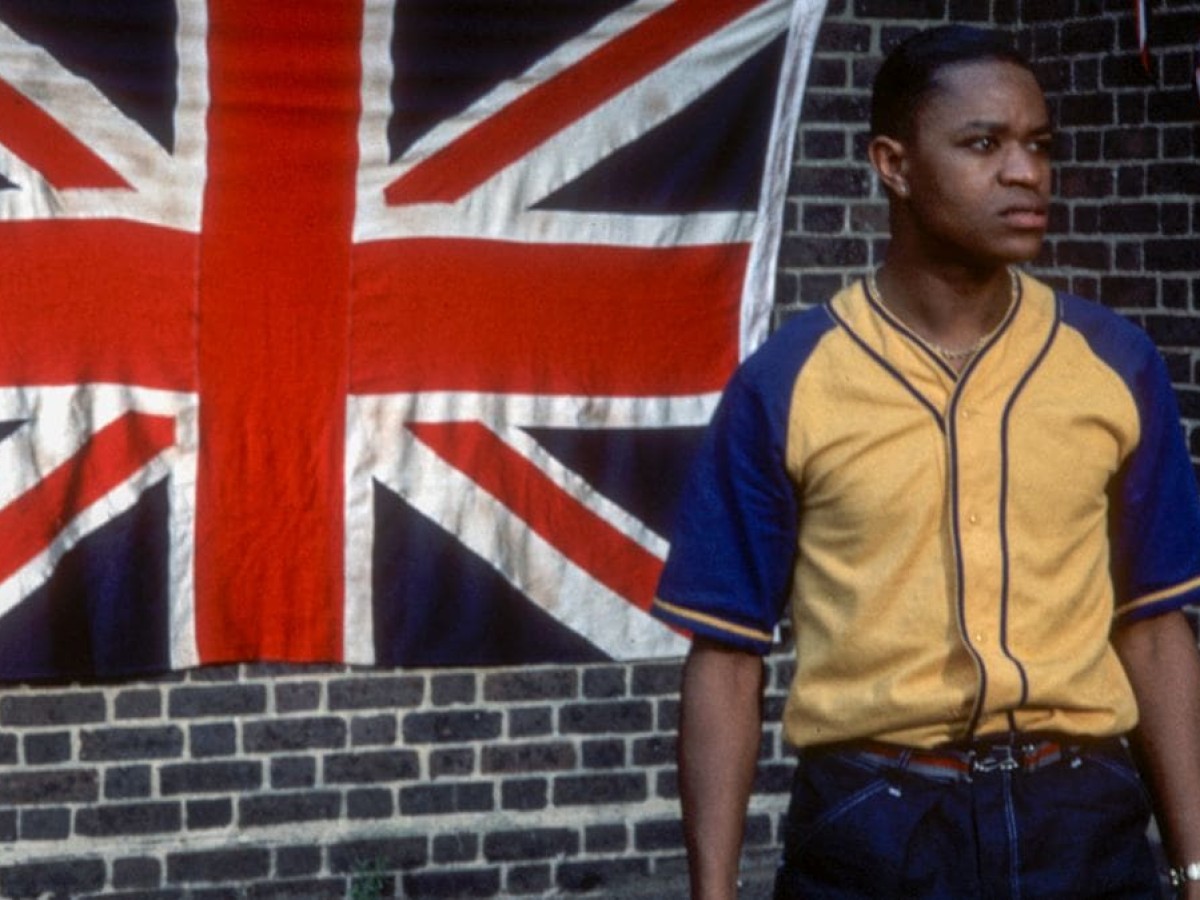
[1000,205,1048,229]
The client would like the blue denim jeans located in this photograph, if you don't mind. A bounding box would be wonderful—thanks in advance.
[774,737,1163,899]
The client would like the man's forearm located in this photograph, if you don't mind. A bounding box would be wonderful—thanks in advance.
[1115,610,1200,898]
[678,637,766,900]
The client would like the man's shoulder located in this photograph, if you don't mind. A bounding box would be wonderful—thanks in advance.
[1056,289,1162,377]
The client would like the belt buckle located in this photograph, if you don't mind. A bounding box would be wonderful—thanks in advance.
[969,743,1020,775]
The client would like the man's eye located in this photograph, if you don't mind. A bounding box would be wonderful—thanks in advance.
[969,136,997,151]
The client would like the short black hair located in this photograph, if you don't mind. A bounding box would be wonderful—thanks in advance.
[870,25,1036,140]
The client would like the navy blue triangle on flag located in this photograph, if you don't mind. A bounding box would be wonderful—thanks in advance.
[0,0,178,150]
[534,35,788,213]
[387,0,630,162]
[0,479,173,681]
[371,479,610,666]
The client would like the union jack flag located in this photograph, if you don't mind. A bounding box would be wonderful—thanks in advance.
[0,0,825,679]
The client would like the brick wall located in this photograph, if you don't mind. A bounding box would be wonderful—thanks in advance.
[3,2,1199,897]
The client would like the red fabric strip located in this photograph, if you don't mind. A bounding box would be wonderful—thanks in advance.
[407,420,663,610]
[384,0,764,205]
[0,221,195,389]
[0,78,131,189]
[194,0,361,662]
[0,412,175,585]
[351,238,745,395]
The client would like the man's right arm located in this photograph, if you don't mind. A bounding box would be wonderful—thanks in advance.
[678,635,766,900]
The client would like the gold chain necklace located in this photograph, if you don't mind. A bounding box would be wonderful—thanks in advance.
[868,268,1018,363]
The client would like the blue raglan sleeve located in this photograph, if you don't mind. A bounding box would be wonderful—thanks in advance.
[1110,334,1200,621]
[651,316,827,654]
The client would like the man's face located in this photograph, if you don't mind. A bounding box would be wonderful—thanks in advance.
[899,60,1053,268]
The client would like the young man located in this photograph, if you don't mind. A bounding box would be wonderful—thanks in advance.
[653,25,1200,899]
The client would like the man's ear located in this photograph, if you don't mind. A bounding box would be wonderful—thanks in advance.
[868,135,909,199]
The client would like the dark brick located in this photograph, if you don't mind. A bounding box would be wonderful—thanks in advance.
[483,669,576,702]
[586,823,628,853]
[631,661,683,696]
[1099,276,1157,309]
[275,845,322,879]
[246,878,346,900]
[790,166,870,199]
[779,235,869,269]
[403,710,502,743]
[0,768,98,804]
[115,689,163,720]
[806,56,848,89]
[402,868,501,898]
[559,700,653,734]
[327,675,423,710]
[508,706,552,738]
[582,666,626,699]
[167,848,271,883]
[501,777,548,811]
[75,801,182,836]
[167,685,266,718]
[1146,240,1200,273]
[633,735,676,766]
[350,714,397,746]
[400,781,493,816]
[0,732,16,764]
[239,791,340,827]
[113,857,162,889]
[0,859,106,896]
[583,738,626,769]
[270,755,317,789]
[325,749,419,784]
[553,773,647,806]
[1054,240,1110,270]
[1061,18,1115,54]
[329,837,427,873]
[802,203,846,234]
[19,807,70,840]
[482,741,576,773]
[0,691,105,726]
[813,20,871,53]
[189,722,237,758]
[484,827,579,862]
[557,858,650,894]
[431,672,476,706]
[433,833,479,864]
[1147,163,1200,196]
[506,864,553,895]
[105,765,153,799]
[1058,166,1114,200]
[274,681,320,713]
[1098,203,1159,235]
[347,787,393,819]
[81,725,185,761]
[186,798,233,830]
[23,730,71,764]
[853,0,946,16]
[430,747,475,778]
[0,809,14,842]
[160,760,262,795]
[243,717,347,753]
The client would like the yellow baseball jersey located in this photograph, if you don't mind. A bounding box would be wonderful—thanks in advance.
[654,272,1200,749]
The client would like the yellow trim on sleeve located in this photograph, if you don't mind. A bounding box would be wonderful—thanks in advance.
[1116,574,1200,617]
[652,598,775,645]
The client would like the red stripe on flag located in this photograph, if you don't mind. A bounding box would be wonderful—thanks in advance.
[194,1,361,662]
[0,412,175,585]
[0,222,196,389]
[351,238,745,395]
[407,420,663,610]
[0,78,132,190]
[384,0,764,205]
